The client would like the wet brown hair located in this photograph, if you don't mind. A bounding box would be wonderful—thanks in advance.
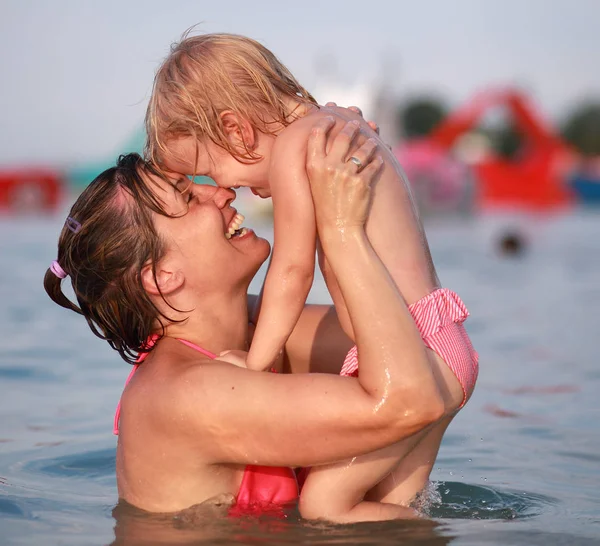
[145,32,317,165]
[43,153,181,364]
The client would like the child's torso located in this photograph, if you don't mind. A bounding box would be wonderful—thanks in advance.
[295,109,466,411]
[297,106,440,306]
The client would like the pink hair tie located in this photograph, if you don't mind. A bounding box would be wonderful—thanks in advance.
[50,260,67,279]
[66,217,82,234]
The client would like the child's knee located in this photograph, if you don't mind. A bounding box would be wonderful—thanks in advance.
[298,493,323,521]
[298,488,353,521]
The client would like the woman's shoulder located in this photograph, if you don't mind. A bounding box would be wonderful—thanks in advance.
[121,346,222,427]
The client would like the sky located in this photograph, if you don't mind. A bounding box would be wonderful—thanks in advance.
[1,0,599,166]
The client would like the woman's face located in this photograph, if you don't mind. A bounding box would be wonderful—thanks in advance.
[145,170,270,290]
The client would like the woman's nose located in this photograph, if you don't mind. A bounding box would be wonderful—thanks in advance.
[214,187,236,208]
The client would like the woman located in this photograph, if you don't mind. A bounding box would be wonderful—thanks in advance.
[44,123,445,515]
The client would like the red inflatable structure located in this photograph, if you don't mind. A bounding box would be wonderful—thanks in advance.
[0,167,65,213]
[430,89,575,212]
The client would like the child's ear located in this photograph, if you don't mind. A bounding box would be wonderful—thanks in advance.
[220,111,256,151]
[141,262,184,296]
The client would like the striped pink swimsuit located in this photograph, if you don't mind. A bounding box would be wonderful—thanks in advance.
[340,288,479,406]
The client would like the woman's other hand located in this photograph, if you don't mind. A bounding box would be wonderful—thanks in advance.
[217,350,248,368]
[324,102,379,134]
[306,119,384,235]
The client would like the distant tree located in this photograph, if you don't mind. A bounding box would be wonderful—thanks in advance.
[561,102,600,157]
[493,124,524,161]
[397,98,447,139]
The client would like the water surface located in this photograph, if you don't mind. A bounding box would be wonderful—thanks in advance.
[1,209,599,545]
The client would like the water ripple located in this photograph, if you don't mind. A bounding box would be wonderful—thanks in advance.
[23,448,116,480]
[0,366,57,381]
[0,495,29,518]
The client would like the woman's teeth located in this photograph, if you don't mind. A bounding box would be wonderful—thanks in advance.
[225,213,245,239]
[234,227,249,237]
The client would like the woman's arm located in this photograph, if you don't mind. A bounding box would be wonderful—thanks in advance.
[171,358,440,468]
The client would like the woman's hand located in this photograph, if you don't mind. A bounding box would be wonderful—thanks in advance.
[306,118,384,236]
[217,350,248,368]
[324,102,380,134]
[323,102,392,150]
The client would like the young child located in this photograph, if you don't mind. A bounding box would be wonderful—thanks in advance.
[145,32,478,522]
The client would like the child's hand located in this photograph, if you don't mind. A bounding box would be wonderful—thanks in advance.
[217,350,248,368]
[306,118,384,234]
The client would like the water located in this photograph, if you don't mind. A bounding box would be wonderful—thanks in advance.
[1,208,599,545]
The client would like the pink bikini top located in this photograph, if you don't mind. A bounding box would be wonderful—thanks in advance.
[113,337,299,515]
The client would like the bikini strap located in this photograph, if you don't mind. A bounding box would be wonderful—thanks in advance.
[176,338,217,359]
[113,362,141,435]
[113,338,216,435]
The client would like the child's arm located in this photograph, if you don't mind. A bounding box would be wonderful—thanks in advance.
[245,120,320,371]
[247,292,354,375]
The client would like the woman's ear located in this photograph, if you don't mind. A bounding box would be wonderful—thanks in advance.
[220,111,255,151]
[141,262,184,296]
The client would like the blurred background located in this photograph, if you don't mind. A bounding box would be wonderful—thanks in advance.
[1,0,600,224]
[1,2,600,545]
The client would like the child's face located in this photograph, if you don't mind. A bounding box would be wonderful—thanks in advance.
[162,136,273,198]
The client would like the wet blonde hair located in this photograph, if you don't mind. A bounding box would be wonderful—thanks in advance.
[145,32,317,164]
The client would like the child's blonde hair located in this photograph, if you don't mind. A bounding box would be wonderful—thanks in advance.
[145,32,317,164]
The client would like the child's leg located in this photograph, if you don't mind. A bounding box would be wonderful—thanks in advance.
[362,309,478,507]
[317,242,354,339]
[302,302,473,522]
[299,429,431,523]
[365,416,453,506]
[299,411,456,522]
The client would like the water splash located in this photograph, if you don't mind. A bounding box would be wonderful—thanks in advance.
[420,481,556,520]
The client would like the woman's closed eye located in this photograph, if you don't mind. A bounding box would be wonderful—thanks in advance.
[175,178,195,203]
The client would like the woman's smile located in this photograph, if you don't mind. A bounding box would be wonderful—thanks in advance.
[224,211,245,239]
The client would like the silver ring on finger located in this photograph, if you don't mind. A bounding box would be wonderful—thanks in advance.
[348,156,363,171]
